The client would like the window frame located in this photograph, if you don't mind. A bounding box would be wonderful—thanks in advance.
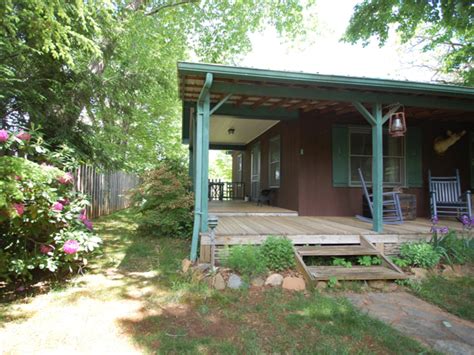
[236,152,243,182]
[268,135,281,188]
[348,126,406,187]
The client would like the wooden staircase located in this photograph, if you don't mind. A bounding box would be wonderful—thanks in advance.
[294,235,407,282]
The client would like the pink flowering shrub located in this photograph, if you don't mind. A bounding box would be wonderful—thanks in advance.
[0,128,101,281]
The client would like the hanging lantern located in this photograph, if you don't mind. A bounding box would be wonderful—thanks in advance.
[388,110,407,137]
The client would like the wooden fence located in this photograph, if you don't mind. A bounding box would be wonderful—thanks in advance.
[74,166,140,218]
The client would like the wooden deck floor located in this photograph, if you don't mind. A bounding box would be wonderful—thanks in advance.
[209,201,298,216]
[200,216,463,260]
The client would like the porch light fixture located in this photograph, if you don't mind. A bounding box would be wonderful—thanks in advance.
[388,108,407,138]
[227,128,235,135]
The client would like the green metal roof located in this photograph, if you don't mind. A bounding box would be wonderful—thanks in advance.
[178,61,474,99]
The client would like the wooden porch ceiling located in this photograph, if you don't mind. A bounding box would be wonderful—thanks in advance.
[179,63,474,121]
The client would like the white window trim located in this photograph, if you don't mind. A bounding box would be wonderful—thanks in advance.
[348,126,406,187]
[269,135,281,188]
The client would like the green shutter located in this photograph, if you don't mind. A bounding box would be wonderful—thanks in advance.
[470,131,474,189]
[406,127,423,187]
[332,125,349,187]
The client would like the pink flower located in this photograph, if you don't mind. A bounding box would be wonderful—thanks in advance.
[57,172,74,184]
[78,209,87,222]
[0,129,9,142]
[13,203,25,216]
[14,175,22,181]
[16,131,31,141]
[40,244,53,254]
[83,219,93,231]
[63,240,80,254]
[59,198,70,206]
[52,201,64,211]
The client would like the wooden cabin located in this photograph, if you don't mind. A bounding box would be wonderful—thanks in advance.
[178,62,474,280]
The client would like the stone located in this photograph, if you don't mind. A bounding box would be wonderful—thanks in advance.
[213,273,226,290]
[251,277,265,287]
[181,258,192,273]
[265,273,284,287]
[227,273,243,289]
[411,267,428,280]
[433,340,474,355]
[368,280,386,290]
[315,281,327,290]
[195,263,211,273]
[282,277,306,291]
[441,264,462,278]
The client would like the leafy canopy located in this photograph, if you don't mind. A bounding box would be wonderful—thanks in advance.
[1,0,317,171]
[344,0,473,85]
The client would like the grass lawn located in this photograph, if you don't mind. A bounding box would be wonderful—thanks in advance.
[0,209,433,354]
[410,274,474,322]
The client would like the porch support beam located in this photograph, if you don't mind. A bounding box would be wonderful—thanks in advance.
[353,101,384,233]
[211,82,474,111]
[210,143,246,151]
[191,72,213,262]
[210,93,233,115]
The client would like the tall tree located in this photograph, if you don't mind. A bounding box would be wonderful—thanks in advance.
[1,1,317,171]
[344,0,473,85]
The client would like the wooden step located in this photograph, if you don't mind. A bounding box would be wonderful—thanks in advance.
[297,245,379,256]
[308,265,407,281]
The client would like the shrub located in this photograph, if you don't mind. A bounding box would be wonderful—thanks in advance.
[261,236,295,271]
[357,256,382,266]
[0,128,101,281]
[333,257,352,268]
[223,245,267,277]
[399,242,441,269]
[131,161,193,238]
[430,231,474,265]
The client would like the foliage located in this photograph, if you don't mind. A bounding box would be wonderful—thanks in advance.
[0,128,101,281]
[209,151,232,181]
[399,242,441,269]
[327,276,338,288]
[261,236,295,271]
[430,231,474,265]
[1,0,317,171]
[391,257,410,269]
[332,257,352,268]
[223,245,267,277]
[357,255,381,266]
[131,161,193,238]
[344,0,473,85]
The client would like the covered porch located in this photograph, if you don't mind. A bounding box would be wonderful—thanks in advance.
[178,62,474,261]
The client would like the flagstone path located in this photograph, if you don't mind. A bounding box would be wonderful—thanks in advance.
[345,292,474,355]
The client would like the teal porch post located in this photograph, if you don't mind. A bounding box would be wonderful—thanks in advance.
[352,101,384,233]
[190,73,213,261]
[372,103,383,232]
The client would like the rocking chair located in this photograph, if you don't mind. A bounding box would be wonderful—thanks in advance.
[356,168,404,224]
[428,169,472,219]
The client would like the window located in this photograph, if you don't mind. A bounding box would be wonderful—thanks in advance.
[236,153,243,182]
[269,136,281,187]
[349,127,405,186]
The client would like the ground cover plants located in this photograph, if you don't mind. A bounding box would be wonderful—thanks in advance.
[0,209,433,354]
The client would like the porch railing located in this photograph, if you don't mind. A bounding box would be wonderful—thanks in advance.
[208,179,245,201]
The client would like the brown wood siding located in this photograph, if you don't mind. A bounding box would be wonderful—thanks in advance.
[231,112,472,217]
[238,121,300,211]
[298,111,473,217]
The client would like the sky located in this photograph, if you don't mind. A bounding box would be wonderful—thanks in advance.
[240,0,436,82]
[210,0,438,174]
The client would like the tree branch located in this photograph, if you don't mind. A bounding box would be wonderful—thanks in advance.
[145,0,199,16]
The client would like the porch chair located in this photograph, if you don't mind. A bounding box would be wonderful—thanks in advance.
[356,168,404,224]
[428,169,472,219]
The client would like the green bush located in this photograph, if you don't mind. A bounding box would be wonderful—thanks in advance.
[223,245,267,277]
[261,236,295,271]
[0,128,101,281]
[131,161,193,238]
[357,256,382,266]
[333,257,352,268]
[399,242,441,269]
[430,231,474,265]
